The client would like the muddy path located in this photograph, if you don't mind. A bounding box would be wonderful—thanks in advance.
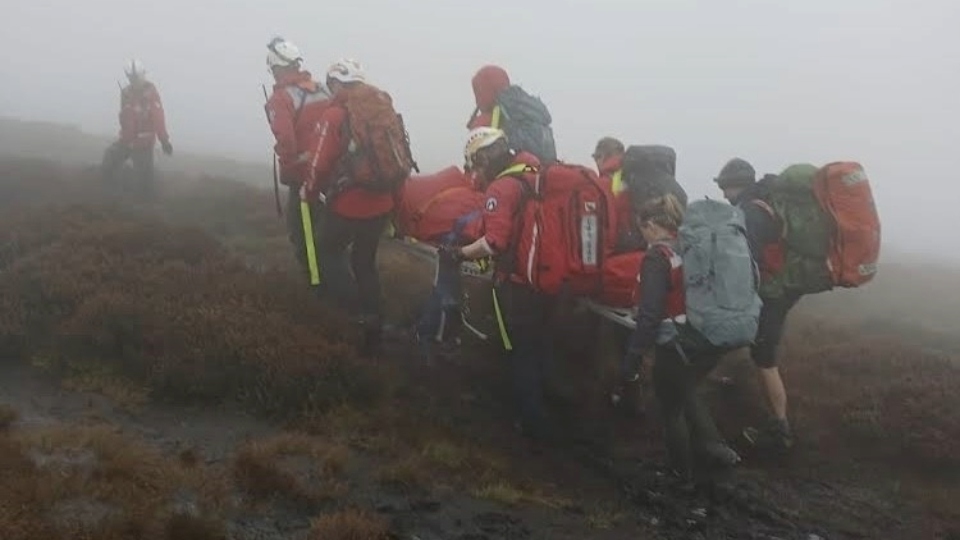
[1,330,953,540]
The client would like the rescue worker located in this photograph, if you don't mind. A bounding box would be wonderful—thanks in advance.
[310,59,394,356]
[264,36,332,281]
[622,194,741,483]
[715,157,796,453]
[101,59,172,198]
[592,136,642,253]
[466,65,511,131]
[440,127,552,441]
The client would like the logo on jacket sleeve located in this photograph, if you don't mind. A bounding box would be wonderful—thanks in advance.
[485,197,498,212]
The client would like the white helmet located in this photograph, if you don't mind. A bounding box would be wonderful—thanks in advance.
[124,59,146,81]
[464,127,507,169]
[326,58,366,84]
[266,36,303,69]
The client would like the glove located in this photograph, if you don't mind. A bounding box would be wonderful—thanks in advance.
[437,244,465,264]
[161,139,173,156]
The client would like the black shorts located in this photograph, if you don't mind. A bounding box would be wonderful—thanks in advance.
[750,293,801,369]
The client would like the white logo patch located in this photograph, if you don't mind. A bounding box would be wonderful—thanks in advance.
[485,197,498,212]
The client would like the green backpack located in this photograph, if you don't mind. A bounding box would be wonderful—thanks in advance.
[753,163,834,299]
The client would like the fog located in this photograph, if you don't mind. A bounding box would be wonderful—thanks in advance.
[1,0,957,259]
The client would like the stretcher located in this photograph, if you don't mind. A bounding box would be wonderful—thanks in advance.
[385,237,638,333]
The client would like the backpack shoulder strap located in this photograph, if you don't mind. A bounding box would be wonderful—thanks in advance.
[748,198,787,239]
[751,198,775,217]
[284,85,310,125]
[491,163,539,279]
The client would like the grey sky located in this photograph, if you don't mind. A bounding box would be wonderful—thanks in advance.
[1,0,958,258]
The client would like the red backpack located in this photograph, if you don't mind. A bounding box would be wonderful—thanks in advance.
[812,161,881,287]
[396,166,484,243]
[340,82,418,192]
[595,250,644,308]
[508,162,618,296]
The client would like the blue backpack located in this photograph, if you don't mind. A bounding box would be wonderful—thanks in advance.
[676,198,762,350]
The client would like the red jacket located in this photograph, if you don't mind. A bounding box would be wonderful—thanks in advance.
[467,65,511,130]
[266,70,332,186]
[119,81,169,149]
[480,152,541,283]
[311,97,394,219]
[598,154,633,241]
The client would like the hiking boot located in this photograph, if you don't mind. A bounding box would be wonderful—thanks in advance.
[699,442,742,468]
[743,418,794,453]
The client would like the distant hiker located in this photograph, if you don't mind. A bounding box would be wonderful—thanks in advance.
[101,59,172,198]
[264,36,332,282]
[467,65,557,164]
[622,194,748,483]
[715,157,882,453]
[440,127,553,441]
[593,136,642,253]
[311,58,417,356]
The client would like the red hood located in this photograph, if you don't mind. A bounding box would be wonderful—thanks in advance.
[273,70,317,91]
[472,65,510,111]
[599,154,623,176]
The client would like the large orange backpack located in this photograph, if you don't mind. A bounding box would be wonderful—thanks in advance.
[812,161,881,287]
[341,82,418,192]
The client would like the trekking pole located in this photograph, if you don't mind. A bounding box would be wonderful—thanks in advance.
[262,85,283,218]
[296,122,333,287]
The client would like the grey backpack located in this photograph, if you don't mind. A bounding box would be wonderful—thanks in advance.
[495,85,558,164]
[677,198,762,350]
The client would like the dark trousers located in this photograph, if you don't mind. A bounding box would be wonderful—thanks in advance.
[101,141,155,198]
[653,343,723,478]
[494,280,554,436]
[316,210,388,321]
[285,187,323,284]
[751,293,801,369]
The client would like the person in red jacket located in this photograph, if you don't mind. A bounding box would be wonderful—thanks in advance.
[101,59,172,198]
[466,65,511,131]
[310,59,396,356]
[441,127,553,442]
[264,37,332,279]
[593,136,643,253]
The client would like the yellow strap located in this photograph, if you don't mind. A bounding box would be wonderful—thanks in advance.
[490,105,501,129]
[300,200,320,285]
[496,162,535,179]
[491,287,512,351]
[611,169,625,194]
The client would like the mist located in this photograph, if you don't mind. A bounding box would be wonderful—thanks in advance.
[1,0,957,259]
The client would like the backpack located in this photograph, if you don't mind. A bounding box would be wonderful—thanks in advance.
[812,162,881,288]
[752,163,835,298]
[341,82,418,192]
[396,166,485,244]
[595,250,643,308]
[621,145,689,210]
[675,198,762,350]
[494,85,558,164]
[509,162,617,296]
